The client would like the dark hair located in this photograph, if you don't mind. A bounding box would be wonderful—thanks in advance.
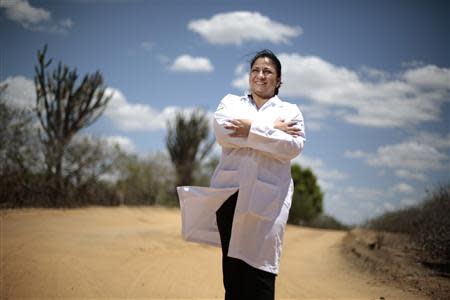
[250,49,282,95]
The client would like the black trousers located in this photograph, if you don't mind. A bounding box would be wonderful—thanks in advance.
[216,191,276,300]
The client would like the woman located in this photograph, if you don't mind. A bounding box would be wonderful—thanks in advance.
[177,49,306,299]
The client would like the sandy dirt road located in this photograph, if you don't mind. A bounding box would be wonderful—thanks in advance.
[1,207,426,299]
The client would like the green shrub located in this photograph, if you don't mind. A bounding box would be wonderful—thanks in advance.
[289,164,323,225]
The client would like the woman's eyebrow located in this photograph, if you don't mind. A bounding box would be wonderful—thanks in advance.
[252,66,273,70]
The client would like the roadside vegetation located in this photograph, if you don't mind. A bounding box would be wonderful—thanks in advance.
[365,184,450,267]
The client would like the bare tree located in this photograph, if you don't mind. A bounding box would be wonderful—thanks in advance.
[34,45,112,206]
[166,109,214,187]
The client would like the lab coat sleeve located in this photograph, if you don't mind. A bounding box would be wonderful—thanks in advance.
[247,104,306,163]
[213,94,249,149]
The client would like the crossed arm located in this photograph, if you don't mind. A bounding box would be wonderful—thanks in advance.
[225,118,301,138]
[214,98,306,163]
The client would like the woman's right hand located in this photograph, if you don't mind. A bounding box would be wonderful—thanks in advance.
[274,117,301,136]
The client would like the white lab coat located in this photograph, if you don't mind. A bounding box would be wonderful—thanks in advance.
[177,93,306,274]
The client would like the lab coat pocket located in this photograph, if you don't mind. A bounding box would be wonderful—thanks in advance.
[212,169,239,188]
[249,179,281,220]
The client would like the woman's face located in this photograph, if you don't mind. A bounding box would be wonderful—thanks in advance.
[249,57,280,100]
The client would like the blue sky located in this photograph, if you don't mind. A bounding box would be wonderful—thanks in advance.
[1,0,449,225]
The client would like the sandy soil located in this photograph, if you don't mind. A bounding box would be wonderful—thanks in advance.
[1,207,428,299]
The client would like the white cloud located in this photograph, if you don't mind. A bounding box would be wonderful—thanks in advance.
[358,65,390,81]
[346,133,449,181]
[234,63,245,76]
[23,20,74,34]
[320,169,429,224]
[233,53,449,129]
[104,88,176,131]
[231,74,248,92]
[0,75,35,108]
[366,141,447,171]
[1,0,73,33]
[390,183,415,194]
[408,131,450,151]
[345,186,385,201]
[346,131,449,181]
[188,11,302,45]
[300,103,333,120]
[1,0,50,24]
[323,185,387,224]
[394,169,427,181]
[403,64,450,90]
[326,183,424,224]
[292,154,348,190]
[104,135,136,153]
[104,87,213,132]
[169,55,214,72]
[71,133,135,154]
[299,103,334,131]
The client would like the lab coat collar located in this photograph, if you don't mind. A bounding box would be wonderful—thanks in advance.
[243,93,281,111]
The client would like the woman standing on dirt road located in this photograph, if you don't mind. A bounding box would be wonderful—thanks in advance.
[177,49,306,300]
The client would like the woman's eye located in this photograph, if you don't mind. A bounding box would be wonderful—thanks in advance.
[251,69,273,75]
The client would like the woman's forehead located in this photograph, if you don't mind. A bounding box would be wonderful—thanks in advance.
[252,57,276,68]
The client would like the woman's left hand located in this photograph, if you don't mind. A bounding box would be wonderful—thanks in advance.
[274,117,301,136]
[225,119,252,137]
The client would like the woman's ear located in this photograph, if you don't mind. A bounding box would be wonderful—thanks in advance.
[277,80,282,88]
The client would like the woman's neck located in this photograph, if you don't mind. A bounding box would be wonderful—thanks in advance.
[251,93,270,110]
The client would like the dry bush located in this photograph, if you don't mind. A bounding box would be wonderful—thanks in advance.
[367,184,450,263]
[365,206,421,234]
[412,185,450,262]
